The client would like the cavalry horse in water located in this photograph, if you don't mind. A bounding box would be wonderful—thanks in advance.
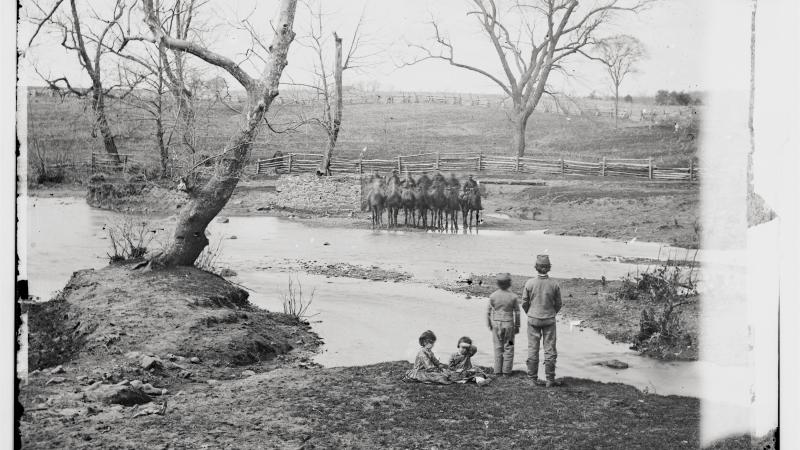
[367,174,385,229]
[444,185,461,232]
[414,173,432,229]
[460,186,482,229]
[427,179,447,231]
[384,171,403,228]
[400,173,417,227]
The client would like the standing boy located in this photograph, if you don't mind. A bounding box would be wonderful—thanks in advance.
[487,273,521,376]
[521,255,562,387]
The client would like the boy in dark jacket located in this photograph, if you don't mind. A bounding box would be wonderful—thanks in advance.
[521,255,562,387]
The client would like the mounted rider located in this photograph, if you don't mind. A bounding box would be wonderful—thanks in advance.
[463,174,479,193]
[447,173,461,191]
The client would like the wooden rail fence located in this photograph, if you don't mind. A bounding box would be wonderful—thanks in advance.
[256,152,698,182]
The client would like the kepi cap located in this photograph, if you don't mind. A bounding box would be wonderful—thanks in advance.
[496,272,511,282]
[536,254,551,266]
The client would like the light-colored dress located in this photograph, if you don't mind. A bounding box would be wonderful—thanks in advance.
[403,348,453,385]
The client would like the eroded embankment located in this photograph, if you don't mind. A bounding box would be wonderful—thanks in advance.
[19,262,322,448]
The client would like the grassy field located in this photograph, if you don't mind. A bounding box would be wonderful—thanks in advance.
[25,93,698,176]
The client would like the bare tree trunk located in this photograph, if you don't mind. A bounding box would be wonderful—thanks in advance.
[148,0,298,267]
[614,83,619,128]
[510,108,531,157]
[317,33,343,176]
[92,86,121,163]
[156,114,168,177]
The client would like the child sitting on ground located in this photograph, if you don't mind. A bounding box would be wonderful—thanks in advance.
[448,336,490,385]
[403,330,452,385]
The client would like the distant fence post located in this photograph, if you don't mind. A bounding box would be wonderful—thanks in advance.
[515,155,520,172]
[560,157,565,176]
[91,153,96,172]
[435,152,440,170]
[689,160,694,181]
[477,152,483,171]
[288,154,294,174]
[358,157,363,175]
[601,157,606,177]
[648,157,653,180]
[397,155,402,172]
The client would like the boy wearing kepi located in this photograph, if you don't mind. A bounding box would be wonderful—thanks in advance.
[487,273,521,376]
[522,255,562,387]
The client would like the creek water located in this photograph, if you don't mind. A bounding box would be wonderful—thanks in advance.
[21,197,747,405]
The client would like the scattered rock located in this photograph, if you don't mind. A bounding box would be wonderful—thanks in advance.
[456,272,474,284]
[130,380,143,389]
[189,357,201,364]
[217,217,230,223]
[256,206,271,211]
[140,355,163,371]
[131,402,167,418]
[595,359,629,370]
[219,268,237,277]
[46,377,66,385]
[108,387,152,406]
[50,365,66,375]
[57,408,86,417]
[85,384,152,406]
[125,351,142,360]
[241,370,256,377]
[141,383,167,395]
[207,379,220,386]
[323,241,330,246]
[228,235,238,240]
[178,370,192,379]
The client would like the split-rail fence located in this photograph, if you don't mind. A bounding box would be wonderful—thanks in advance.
[255,152,698,182]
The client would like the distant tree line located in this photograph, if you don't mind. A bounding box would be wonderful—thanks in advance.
[655,90,702,106]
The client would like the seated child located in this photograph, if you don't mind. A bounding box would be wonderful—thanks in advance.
[448,336,491,385]
[403,330,453,385]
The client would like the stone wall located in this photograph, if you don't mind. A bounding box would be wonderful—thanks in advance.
[272,174,362,213]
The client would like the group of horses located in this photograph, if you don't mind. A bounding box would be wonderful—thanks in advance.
[366,171,482,231]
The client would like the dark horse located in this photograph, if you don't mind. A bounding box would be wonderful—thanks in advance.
[367,176,385,229]
[384,174,403,228]
[444,185,461,232]
[400,174,417,227]
[460,186,482,229]
[428,179,447,231]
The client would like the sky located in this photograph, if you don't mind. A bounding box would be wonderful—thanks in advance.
[19,0,708,97]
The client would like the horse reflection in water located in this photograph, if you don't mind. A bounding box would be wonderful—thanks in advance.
[367,171,482,233]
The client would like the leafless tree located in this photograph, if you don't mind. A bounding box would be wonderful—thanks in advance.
[405,0,653,156]
[584,34,646,127]
[116,49,175,177]
[137,0,299,267]
[118,0,206,156]
[287,2,370,176]
[28,0,138,163]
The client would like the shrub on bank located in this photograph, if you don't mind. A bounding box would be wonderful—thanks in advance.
[616,262,698,359]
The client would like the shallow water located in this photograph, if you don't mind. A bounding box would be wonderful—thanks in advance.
[20,197,748,404]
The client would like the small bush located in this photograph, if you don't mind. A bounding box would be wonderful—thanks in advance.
[281,275,317,321]
[104,215,157,262]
